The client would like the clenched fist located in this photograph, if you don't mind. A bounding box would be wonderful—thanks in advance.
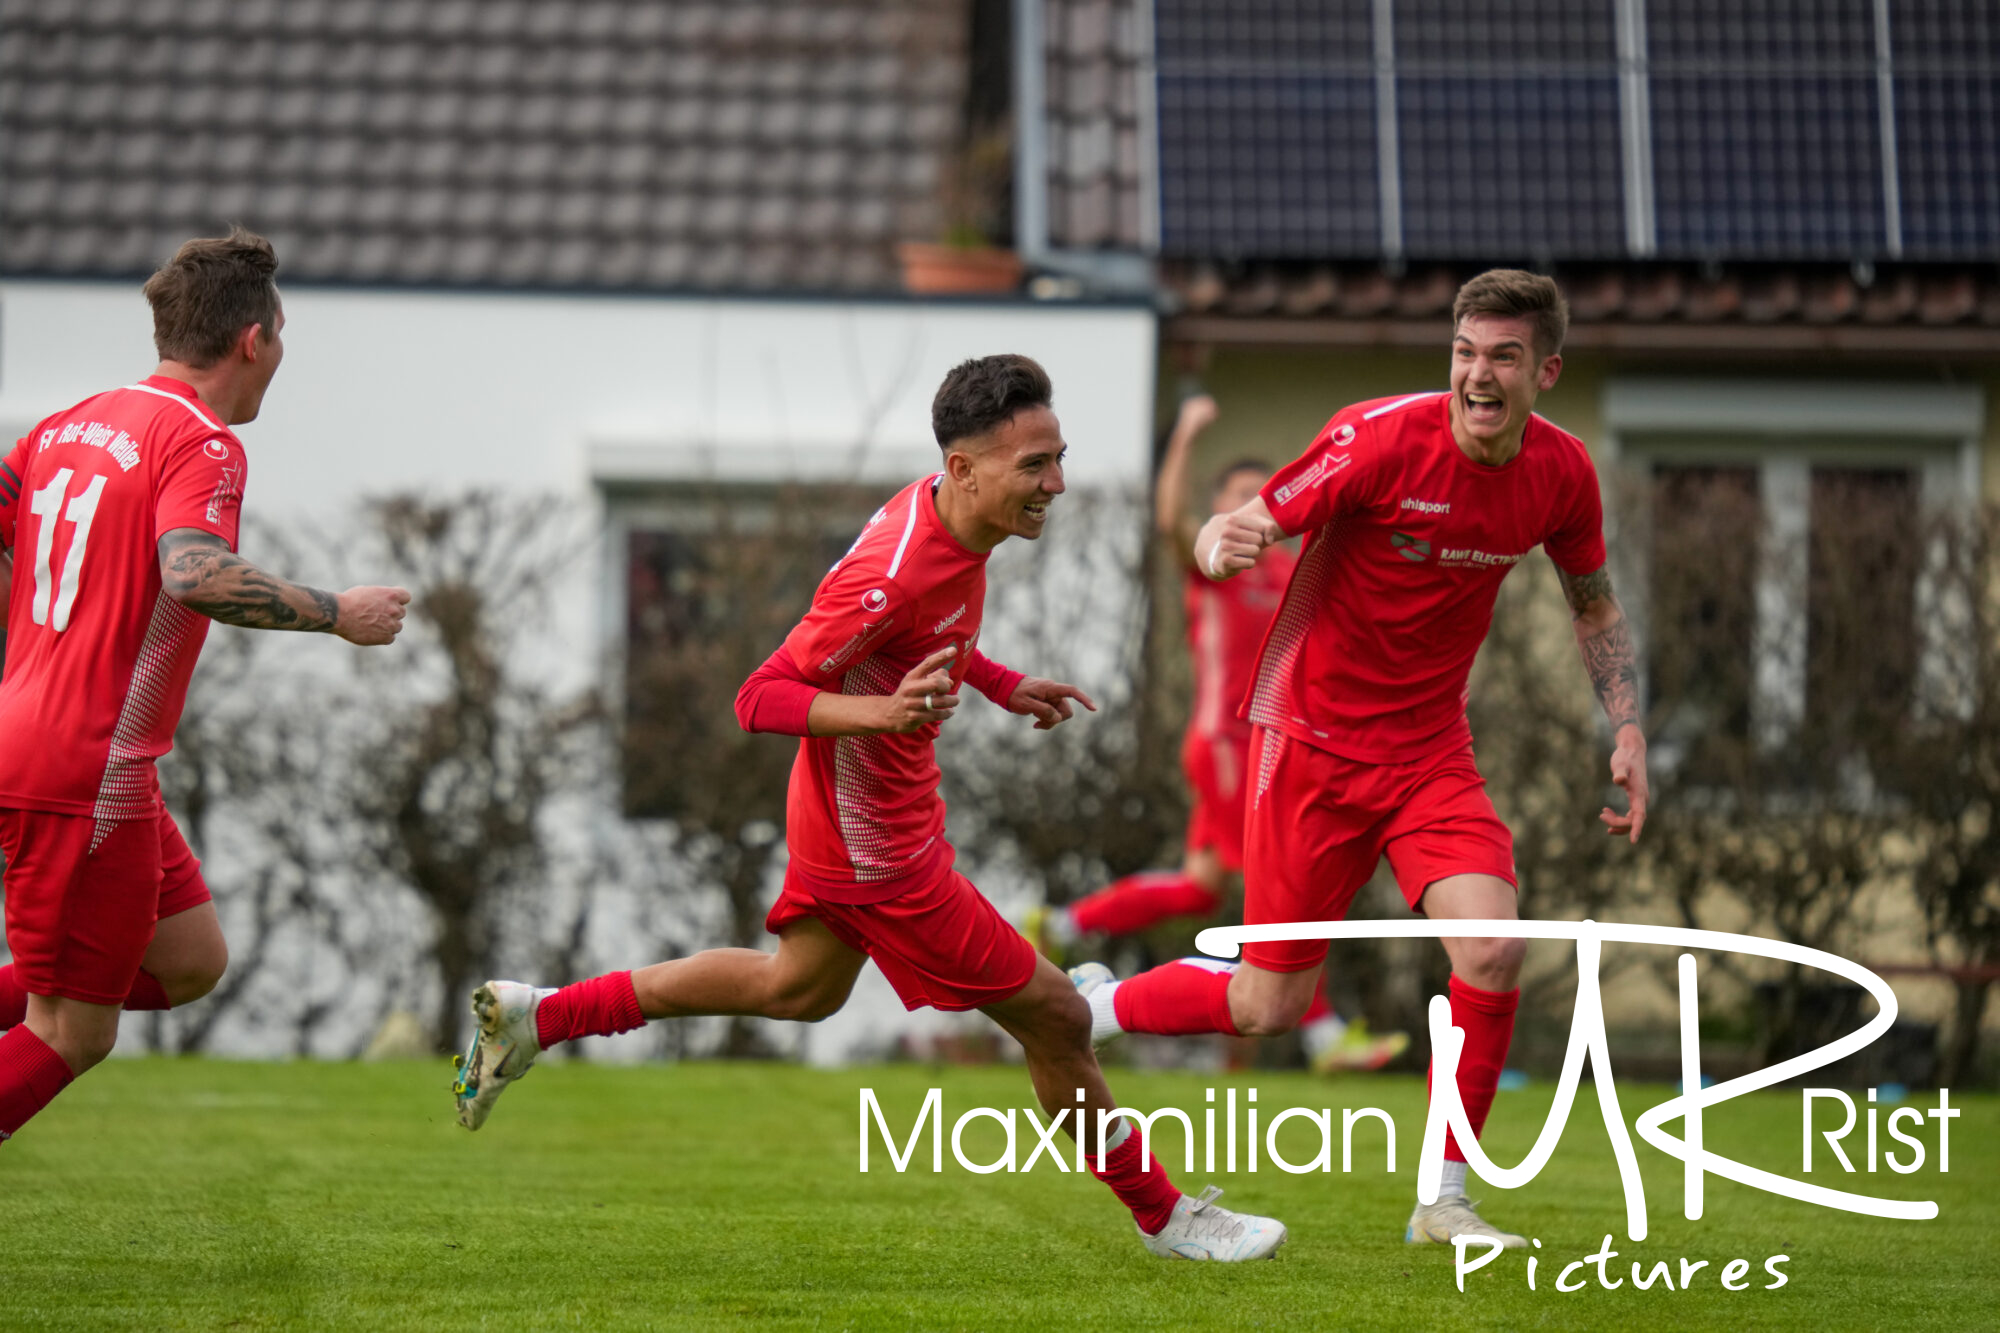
[335,585,412,646]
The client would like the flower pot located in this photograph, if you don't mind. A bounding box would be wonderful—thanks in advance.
[896,242,1024,295]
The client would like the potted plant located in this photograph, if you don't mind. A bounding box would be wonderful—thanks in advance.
[898,128,1022,294]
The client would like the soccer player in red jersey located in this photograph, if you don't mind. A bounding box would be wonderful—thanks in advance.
[1034,394,1407,1072]
[0,229,410,1145]
[1075,271,1651,1249]
[453,356,1287,1261]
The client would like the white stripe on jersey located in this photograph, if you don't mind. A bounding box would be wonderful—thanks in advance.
[885,475,939,579]
[124,382,226,432]
[1363,391,1445,420]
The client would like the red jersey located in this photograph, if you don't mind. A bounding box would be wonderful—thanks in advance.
[780,475,1000,903]
[0,377,247,824]
[1184,546,1294,743]
[1250,391,1604,763]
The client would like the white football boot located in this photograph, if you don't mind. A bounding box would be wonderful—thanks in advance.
[1067,961,1123,1048]
[1405,1194,1527,1248]
[452,979,554,1130]
[1140,1187,1288,1261]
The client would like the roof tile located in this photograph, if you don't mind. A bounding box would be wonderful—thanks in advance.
[2,0,972,292]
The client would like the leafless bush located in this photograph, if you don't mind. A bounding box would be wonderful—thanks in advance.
[156,493,598,1055]
[941,488,1187,905]
[619,481,884,1054]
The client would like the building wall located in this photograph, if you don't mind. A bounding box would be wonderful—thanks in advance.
[0,280,1160,693]
[1165,341,1999,491]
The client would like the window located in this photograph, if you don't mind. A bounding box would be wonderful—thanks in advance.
[1605,378,1982,786]
[607,483,884,819]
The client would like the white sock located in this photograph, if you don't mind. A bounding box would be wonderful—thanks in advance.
[1087,980,1124,1045]
[1298,1014,1348,1061]
[1435,1158,1469,1199]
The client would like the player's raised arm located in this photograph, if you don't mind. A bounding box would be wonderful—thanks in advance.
[1154,394,1218,562]
[1194,495,1284,581]
[157,527,408,644]
[1556,560,1650,843]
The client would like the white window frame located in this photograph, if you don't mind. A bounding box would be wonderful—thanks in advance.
[1602,377,1983,751]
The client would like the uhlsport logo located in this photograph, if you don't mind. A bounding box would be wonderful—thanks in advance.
[860,588,888,613]
[1391,531,1431,562]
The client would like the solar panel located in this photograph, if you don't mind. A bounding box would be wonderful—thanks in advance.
[1891,0,2000,257]
[1150,0,1999,264]
[1153,0,1378,258]
[1648,0,1887,259]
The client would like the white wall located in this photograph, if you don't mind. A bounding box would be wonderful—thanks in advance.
[0,280,1157,693]
[0,280,1156,493]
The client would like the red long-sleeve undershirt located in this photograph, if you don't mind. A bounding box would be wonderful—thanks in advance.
[733,646,1026,737]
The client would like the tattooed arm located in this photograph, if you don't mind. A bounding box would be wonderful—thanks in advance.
[157,528,410,645]
[1557,560,1650,843]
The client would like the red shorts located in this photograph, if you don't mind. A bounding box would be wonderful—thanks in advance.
[0,808,211,1005]
[765,861,1038,1012]
[1241,727,1515,973]
[1182,729,1250,872]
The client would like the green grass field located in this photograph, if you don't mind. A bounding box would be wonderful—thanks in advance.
[0,1057,1991,1331]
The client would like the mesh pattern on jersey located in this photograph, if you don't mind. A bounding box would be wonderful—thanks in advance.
[90,590,202,847]
[833,654,928,881]
[1253,727,1287,809]
[1246,521,1343,736]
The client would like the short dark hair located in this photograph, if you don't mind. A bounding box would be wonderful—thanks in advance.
[143,227,281,367]
[1452,268,1568,358]
[1212,458,1270,496]
[931,354,1053,450]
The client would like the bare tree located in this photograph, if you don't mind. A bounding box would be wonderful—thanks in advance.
[619,481,881,1055]
[942,489,1187,906]
[1884,505,2000,1085]
[351,491,596,1053]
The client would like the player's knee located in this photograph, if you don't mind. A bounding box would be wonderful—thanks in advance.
[59,1025,119,1073]
[1016,986,1092,1053]
[767,981,847,1023]
[178,942,229,1004]
[1456,936,1526,986]
[1231,973,1316,1037]
[151,946,228,1007]
[1233,994,1305,1038]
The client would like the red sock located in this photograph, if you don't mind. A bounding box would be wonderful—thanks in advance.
[1069,872,1222,937]
[1090,1124,1181,1235]
[0,965,171,1029]
[534,971,645,1048]
[1430,975,1518,1162]
[1111,959,1240,1037]
[0,1026,75,1139]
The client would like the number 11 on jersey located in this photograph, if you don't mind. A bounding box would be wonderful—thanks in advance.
[27,467,108,631]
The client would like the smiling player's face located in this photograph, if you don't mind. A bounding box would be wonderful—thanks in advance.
[1448,312,1559,457]
[964,405,1068,543]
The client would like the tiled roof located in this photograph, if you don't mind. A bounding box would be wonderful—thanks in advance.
[1037,0,1147,252]
[0,0,969,291]
[1161,260,2000,351]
